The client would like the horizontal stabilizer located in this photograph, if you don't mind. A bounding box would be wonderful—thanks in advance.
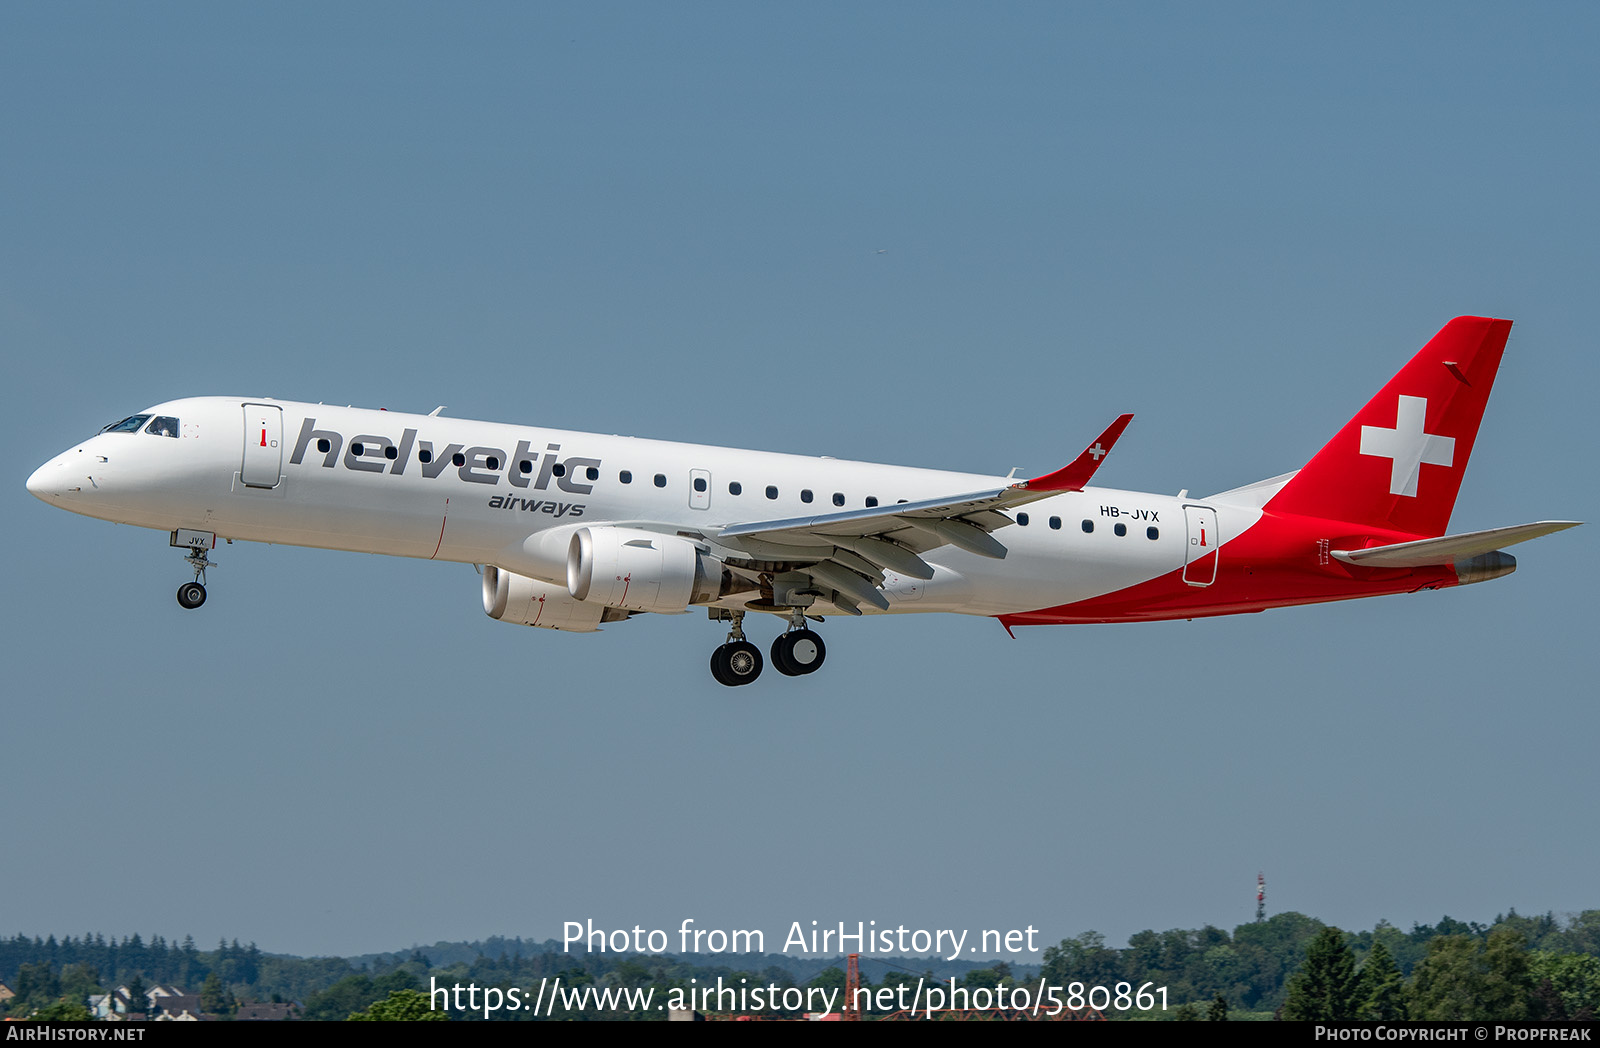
[1331,520,1581,568]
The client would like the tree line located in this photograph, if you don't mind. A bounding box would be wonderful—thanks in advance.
[3,909,1598,1020]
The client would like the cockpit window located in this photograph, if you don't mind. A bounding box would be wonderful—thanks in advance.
[145,416,179,438]
[101,415,151,434]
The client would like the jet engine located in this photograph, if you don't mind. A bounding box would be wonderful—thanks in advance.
[482,565,627,632]
[566,526,723,613]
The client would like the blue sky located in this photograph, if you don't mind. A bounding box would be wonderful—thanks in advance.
[3,3,1594,960]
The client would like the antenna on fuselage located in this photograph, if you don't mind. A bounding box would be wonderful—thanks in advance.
[428,406,446,416]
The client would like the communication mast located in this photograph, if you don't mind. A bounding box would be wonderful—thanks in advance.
[1255,872,1266,923]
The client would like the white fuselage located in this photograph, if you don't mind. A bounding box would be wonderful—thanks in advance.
[27,397,1255,619]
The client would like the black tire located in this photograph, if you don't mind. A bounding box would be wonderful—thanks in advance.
[781,629,826,674]
[721,640,763,686]
[710,645,733,686]
[771,634,802,676]
[177,582,207,609]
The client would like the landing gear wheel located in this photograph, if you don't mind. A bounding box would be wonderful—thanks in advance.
[711,641,763,687]
[176,582,207,609]
[772,629,826,676]
[710,646,733,686]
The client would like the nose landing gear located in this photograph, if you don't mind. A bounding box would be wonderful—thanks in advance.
[176,546,213,609]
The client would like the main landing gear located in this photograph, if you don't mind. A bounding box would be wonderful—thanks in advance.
[710,610,763,687]
[176,546,213,610]
[709,608,827,687]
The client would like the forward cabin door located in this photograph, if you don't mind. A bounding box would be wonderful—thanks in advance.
[241,403,283,488]
[1182,504,1219,586]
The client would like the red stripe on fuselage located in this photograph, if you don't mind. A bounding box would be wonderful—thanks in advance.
[997,512,1459,626]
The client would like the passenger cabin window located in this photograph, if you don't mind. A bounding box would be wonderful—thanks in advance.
[653,474,666,488]
[1081,520,1094,533]
[144,416,179,438]
[619,471,632,484]
[832,492,845,507]
[519,460,534,474]
[1147,526,1159,540]
[551,463,566,477]
[102,415,151,434]
[801,489,813,503]
[418,448,432,463]
[452,452,466,467]
[765,485,778,499]
[1017,512,1029,526]
[586,466,599,481]
[729,481,742,495]
[1049,516,1061,530]
[693,477,707,493]
[385,446,398,460]
[1114,522,1127,537]
[865,496,878,507]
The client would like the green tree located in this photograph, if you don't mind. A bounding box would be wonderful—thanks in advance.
[1281,927,1361,1020]
[1407,930,1531,1021]
[14,962,60,1008]
[807,967,846,995]
[302,971,420,1021]
[199,971,236,1017]
[123,975,147,1018]
[28,1001,93,1022]
[1041,931,1122,990]
[1207,994,1229,1020]
[1529,952,1600,1020]
[348,989,448,1021]
[1359,939,1405,1020]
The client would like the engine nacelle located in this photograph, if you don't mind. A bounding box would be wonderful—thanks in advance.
[482,565,620,632]
[567,526,722,613]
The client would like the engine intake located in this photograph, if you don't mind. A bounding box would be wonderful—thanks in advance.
[483,565,618,632]
[567,526,722,613]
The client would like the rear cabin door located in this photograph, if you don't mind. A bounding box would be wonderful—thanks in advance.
[1182,504,1220,586]
[241,404,283,488]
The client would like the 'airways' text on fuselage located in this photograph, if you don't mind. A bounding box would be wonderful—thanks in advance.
[288,417,599,493]
[487,496,585,518]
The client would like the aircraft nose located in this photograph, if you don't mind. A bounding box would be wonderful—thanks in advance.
[26,456,70,501]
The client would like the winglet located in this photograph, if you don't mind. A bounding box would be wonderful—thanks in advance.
[1016,414,1134,492]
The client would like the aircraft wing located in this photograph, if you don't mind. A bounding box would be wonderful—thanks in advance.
[1331,520,1581,568]
[712,416,1132,613]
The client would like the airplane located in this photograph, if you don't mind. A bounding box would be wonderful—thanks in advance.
[25,316,1580,687]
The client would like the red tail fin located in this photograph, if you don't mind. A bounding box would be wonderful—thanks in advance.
[1265,316,1511,538]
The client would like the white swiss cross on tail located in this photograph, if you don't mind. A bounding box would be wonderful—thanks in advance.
[1359,395,1455,497]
